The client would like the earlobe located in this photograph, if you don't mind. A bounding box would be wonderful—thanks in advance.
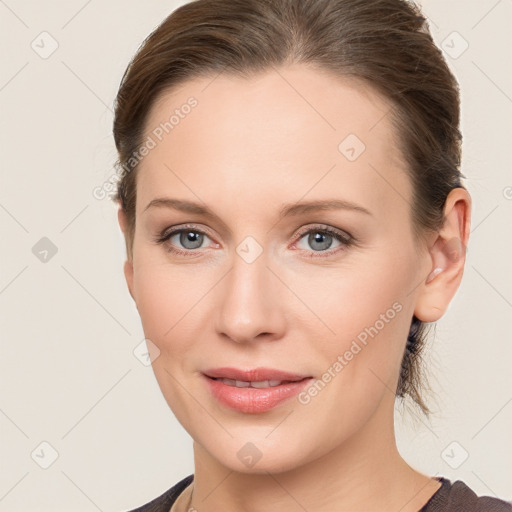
[414,188,471,323]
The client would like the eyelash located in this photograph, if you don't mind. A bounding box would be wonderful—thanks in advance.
[153,223,354,259]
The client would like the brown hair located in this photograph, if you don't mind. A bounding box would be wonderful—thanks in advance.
[112,0,465,417]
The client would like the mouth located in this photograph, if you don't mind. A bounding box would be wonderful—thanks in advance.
[201,367,314,413]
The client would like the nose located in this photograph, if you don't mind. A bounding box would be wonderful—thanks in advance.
[214,248,286,345]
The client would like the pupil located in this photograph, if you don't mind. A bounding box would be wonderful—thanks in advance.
[310,232,332,251]
[181,231,203,249]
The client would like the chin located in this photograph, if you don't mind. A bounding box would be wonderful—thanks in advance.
[197,432,318,475]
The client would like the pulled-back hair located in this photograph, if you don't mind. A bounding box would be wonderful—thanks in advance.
[112,0,465,417]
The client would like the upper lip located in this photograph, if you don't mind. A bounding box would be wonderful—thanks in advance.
[203,367,312,382]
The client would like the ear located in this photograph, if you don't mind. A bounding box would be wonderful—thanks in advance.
[117,207,136,303]
[414,187,472,323]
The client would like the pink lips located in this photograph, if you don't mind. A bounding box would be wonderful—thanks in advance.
[202,367,313,413]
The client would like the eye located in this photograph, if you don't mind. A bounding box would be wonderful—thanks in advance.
[293,225,354,258]
[153,224,216,257]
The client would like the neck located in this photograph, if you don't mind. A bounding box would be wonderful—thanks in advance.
[189,395,441,512]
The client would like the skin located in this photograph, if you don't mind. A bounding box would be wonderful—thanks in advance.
[118,63,471,512]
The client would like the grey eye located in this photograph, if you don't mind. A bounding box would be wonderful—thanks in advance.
[171,230,207,250]
[296,230,343,252]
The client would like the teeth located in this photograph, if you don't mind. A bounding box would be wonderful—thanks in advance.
[252,379,282,388]
[217,378,284,388]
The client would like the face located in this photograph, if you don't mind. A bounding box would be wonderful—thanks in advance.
[121,64,433,474]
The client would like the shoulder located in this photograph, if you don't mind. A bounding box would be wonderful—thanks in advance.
[421,477,512,512]
[124,474,194,512]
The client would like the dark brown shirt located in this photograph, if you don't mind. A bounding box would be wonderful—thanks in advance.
[419,477,512,512]
[126,474,512,512]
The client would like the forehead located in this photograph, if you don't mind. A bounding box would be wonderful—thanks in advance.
[136,64,412,221]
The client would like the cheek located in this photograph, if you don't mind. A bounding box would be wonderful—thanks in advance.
[299,252,411,340]
[132,264,204,424]
[133,262,195,353]
[299,249,415,389]
[293,264,411,447]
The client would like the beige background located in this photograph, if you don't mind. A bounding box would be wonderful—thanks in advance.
[1,1,511,510]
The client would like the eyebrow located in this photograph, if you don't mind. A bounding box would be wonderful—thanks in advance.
[143,197,372,220]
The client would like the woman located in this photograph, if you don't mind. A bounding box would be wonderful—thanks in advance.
[112,0,512,510]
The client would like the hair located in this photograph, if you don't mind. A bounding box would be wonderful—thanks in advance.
[111,0,466,418]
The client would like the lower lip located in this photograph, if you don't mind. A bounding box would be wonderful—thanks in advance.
[203,375,313,413]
